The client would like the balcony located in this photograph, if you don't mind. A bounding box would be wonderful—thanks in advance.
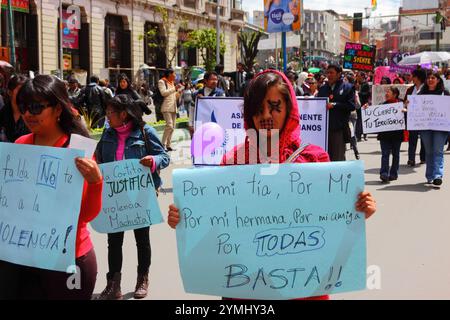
[230,0,245,21]
[205,0,225,17]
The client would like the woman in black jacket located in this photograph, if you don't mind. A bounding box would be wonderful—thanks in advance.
[417,70,450,187]
[115,73,141,101]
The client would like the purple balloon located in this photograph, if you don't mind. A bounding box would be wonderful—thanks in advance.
[191,122,225,160]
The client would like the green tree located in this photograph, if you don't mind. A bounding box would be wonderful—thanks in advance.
[138,6,188,67]
[238,30,263,72]
[183,28,226,71]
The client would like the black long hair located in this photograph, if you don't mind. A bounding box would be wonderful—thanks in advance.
[243,72,293,130]
[16,75,90,137]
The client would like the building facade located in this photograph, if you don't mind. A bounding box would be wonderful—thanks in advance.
[0,0,245,84]
[399,0,450,52]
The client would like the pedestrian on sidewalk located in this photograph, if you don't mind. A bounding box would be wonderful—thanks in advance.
[405,68,426,167]
[3,75,103,300]
[95,94,170,300]
[375,87,404,183]
[159,68,184,151]
[318,64,356,161]
[418,71,450,187]
[167,69,377,300]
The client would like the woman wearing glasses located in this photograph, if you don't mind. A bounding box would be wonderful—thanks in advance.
[2,75,103,300]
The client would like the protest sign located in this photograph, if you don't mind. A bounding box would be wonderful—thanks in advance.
[343,42,376,72]
[361,102,406,134]
[91,159,163,233]
[264,0,301,33]
[0,143,84,272]
[194,97,328,165]
[173,161,366,299]
[407,95,450,131]
[371,84,413,106]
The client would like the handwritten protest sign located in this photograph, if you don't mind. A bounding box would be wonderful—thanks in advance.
[361,103,406,134]
[173,161,366,299]
[91,159,163,233]
[343,42,376,72]
[407,95,450,131]
[371,84,413,106]
[0,143,84,272]
[194,97,328,165]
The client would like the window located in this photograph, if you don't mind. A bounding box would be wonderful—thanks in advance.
[184,0,196,9]
[232,0,242,10]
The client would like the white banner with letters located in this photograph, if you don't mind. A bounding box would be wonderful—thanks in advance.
[194,97,329,165]
[361,102,406,134]
[407,95,450,131]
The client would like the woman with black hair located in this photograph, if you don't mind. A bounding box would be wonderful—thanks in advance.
[115,73,141,101]
[418,71,450,187]
[0,74,29,142]
[1,75,103,300]
[95,94,170,300]
[377,87,404,183]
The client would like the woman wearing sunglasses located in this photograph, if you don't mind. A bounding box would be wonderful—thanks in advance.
[4,75,103,299]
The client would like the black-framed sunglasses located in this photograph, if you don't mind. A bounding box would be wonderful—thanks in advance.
[18,102,50,115]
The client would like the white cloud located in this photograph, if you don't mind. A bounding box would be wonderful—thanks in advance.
[242,0,402,18]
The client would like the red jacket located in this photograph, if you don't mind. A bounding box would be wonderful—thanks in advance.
[222,69,329,300]
[15,133,103,258]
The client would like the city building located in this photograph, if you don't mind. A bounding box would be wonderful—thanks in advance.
[399,0,450,52]
[0,0,245,84]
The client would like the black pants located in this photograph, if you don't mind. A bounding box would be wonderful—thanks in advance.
[1,248,97,300]
[328,129,346,161]
[107,227,151,278]
[408,131,426,163]
[0,260,21,299]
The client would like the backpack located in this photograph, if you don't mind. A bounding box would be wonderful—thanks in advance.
[152,80,168,108]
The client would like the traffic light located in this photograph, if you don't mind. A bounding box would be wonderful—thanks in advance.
[353,13,363,32]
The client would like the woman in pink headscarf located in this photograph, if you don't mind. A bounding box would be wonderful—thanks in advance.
[168,70,376,299]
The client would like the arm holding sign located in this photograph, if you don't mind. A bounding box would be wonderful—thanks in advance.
[140,125,170,171]
[76,157,103,223]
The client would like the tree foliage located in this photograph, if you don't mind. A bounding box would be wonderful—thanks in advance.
[238,30,263,72]
[183,28,226,71]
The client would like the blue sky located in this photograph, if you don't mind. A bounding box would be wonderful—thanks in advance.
[242,0,402,19]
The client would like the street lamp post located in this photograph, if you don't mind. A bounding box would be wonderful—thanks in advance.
[216,2,220,65]
[7,0,15,69]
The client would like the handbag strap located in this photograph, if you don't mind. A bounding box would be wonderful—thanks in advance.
[285,142,310,163]
[140,126,151,155]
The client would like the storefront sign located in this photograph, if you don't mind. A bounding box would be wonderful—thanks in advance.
[1,0,29,13]
[62,11,79,49]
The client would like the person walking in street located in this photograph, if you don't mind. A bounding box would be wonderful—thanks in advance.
[167,69,377,300]
[318,64,356,161]
[355,72,370,141]
[115,73,141,101]
[405,68,426,167]
[417,71,450,187]
[79,75,107,128]
[224,62,246,97]
[159,68,184,152]
[2,75,103,300]
[95,95,170,300]
[376,87,404,183]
